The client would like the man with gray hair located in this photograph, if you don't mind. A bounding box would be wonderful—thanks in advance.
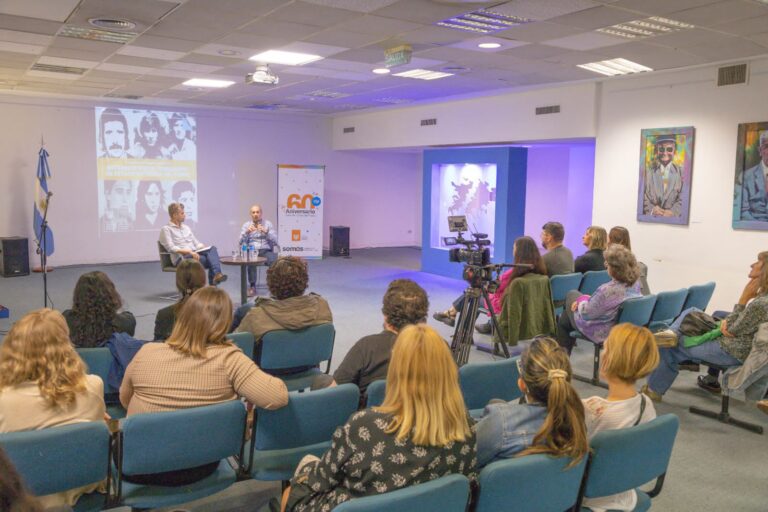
[741,130,768,221]
[239,204,277,296]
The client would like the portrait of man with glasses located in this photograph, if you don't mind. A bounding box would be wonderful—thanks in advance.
[642,135,684,218]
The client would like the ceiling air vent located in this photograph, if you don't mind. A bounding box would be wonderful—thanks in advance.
[105,93,143,100]
[717,63,748,86]
[536,105,561,115]
[30,63,87,75]
[421,118,437,127]
[88,18,137,31]
[58,25,137,44]
[343,127,355,134]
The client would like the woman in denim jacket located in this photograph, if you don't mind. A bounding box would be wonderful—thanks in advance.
[475,337,588,467]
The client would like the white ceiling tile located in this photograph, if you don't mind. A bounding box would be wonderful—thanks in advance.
[501,43,570,59]
[97,63,155,74]
[336,15,422,36]
[67,0,179,30]
[300,0,401,13]
[37,56,100,69]
[0,29,52,46]
[303,29,386,48]
[371,0,497,24]
[492,0,601,21]
[269,1,362,27]
[0,14,61,35]
[238,18,322,39]
[544,32,626,51]
[673,0,768,27]
[684,35,768,60]
[146,68,198,78]
[0,0,80,22]
[277,41,349,58]
[164,61,221,73]
[398,25,479,46]
[0,41,45,55]
[107,55,169,68]
[609,0,722,16]
[280,66,375,81]
[496,21,585,43]
[194,44,255,59]
[131,35,203,52]
[547,5,643,30]
[48,37,122,55]
[117,45,188,61]
[711,14,768,36]
[25,70,81,81]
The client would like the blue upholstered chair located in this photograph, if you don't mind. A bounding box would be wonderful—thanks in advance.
[579,270,611,295]
[113,400,246,509]
[648,288,688,331]
[578,414,680,511]
[257,323,335,391]
[77,346,126,419]
[550,272,583,316]
[459,357,521,418]
[365,379,386,408]
[0,422,111,512]
[226,331,255,360]
[573,295,657,388]
[682,282,716,312]
[248,383,359,481]
[475,454,587,512]
[334,474,470,512]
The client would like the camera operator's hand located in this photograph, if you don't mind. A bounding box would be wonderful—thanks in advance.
[571,302,580,312]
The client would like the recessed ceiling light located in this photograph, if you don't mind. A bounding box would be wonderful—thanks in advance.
[372,68,390,74]
[182,78,235,88]
[88,18,136,31]
[218,49,241,57]
[393,69,454,80]
[478,42,501,49]
[577,58,653,76]
[249,50,323,66]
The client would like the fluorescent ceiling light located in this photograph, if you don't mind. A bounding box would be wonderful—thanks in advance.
[478,42,501,49]
[577,58,653,76]
[249,50,323,66]
[372,68,390,74]
[437,8,531,34]
[182,78,235,88]
[393,68,454,80]
[596,16,693,39]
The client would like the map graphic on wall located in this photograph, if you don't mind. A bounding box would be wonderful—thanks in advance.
[636,126,695,226]
[434,163,496,255]
[733,121,768,231]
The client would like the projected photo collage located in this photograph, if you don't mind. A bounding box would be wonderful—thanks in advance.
[95,107,198,234]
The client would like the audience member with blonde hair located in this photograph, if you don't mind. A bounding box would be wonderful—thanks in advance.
[63,271,135,347]
[0,309,106,507]
[475,337,588,467]
[575,225,608,273]
[281,324,476,512]
[582,323,659,512]
[120,286,288,486]
[153,259,206,340]
[556,244,642,354]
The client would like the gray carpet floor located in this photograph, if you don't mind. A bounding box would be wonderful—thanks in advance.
[1,247,766,511]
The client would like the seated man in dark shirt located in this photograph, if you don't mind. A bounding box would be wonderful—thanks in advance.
[332,279,429,405]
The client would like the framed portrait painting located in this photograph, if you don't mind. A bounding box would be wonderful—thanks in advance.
[733,122,768,230]
[636,126,695,225]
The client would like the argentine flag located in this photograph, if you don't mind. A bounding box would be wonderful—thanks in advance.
[34,147,54,256]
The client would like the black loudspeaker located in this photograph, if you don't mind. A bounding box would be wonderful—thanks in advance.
[329,226,350,257]
[0,237,30,277]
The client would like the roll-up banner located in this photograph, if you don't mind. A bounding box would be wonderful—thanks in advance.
[277,164,324,259]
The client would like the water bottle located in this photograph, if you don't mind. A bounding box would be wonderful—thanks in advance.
[241,244,247,261]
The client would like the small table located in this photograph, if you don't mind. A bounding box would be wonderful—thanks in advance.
[221,256,267,304]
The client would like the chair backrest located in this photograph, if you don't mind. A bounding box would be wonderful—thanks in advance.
[226,332,255,360]
[0,422,110,496]
[158,241,175,271]
[459,357,521,411]
[583,414,679,500]
[258,323,335,371]
[617,295,657,327]
[254,383,359,451]
[550,273,583,302]
[579,270,611,295]
[365,379,386,408]
[77,346,117,394]
[649,289,688,325]
[119,400,245,476]
[475,454,587,512]
[334,474,470,512]
[682,282,716,312]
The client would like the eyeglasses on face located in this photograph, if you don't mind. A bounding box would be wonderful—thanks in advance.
[657,146,675,153]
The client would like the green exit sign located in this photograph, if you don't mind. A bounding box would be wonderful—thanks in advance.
[385,45,412,68]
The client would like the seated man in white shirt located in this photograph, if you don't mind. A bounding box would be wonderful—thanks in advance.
[239,204,278,296]
[159,202,227,285]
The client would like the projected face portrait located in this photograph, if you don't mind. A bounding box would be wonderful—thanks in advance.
[172,181,197,221]
[105,180,132,212]
[99,108,129,158]
[170,114,188,142]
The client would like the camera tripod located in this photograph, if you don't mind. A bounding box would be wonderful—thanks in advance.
[450,284,510,366]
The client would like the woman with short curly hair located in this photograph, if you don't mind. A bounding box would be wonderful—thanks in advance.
[63,271,135,348]
[556,244,642,354]
[0,309,106,507]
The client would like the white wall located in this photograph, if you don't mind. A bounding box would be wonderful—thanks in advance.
[0,96,421,267]
[593,59,768,311]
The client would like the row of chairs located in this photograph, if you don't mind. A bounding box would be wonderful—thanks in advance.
[0,389,680,512]
[340,414,679,512]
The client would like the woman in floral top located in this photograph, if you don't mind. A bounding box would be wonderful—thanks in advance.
[282,324,477,512]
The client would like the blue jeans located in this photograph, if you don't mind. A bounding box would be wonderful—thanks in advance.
[647,308,741,394]
[247,249,277,287]
[184,246,222,284]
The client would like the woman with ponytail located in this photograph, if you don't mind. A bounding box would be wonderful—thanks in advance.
[153,259,206,341]
[476,337,588,467]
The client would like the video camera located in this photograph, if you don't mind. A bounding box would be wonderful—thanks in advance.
[442,216,491,267]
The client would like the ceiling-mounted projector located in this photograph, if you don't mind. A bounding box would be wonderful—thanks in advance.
[246,64,279,85]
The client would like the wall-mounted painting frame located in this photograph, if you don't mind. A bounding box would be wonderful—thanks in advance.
[733,122,768,231]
